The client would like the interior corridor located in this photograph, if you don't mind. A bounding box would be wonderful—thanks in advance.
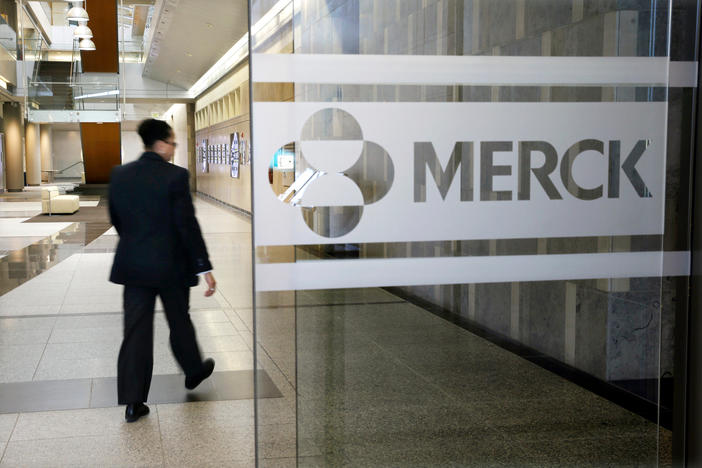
[0,189,667,466]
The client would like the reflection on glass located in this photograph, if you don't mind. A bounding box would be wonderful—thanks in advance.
[250,1,693,466]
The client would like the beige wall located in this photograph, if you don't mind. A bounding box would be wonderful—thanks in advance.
[196,64,249,112]
[162,104,189,170]
[195,61,251,213]
[52,128,83,179]
[195,116,251,213]
[121,126,143,165]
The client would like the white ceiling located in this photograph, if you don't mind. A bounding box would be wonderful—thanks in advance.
[142,0,248,90]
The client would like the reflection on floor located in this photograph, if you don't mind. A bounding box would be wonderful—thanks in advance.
[0,191,665,467]
[0,194,262,467]
[253,289,664,467]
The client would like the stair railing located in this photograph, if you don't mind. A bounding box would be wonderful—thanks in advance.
[44,161,84,175]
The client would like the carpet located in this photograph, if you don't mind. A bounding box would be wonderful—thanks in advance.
[22,206,110,224]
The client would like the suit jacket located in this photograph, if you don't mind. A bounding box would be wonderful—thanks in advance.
[108,152,212,288]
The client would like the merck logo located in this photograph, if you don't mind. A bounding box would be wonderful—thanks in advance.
[271,107,653,238]
[271,108,394,238]
[414,139,652,202]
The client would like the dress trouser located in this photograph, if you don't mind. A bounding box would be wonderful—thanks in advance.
[117,285,204,404]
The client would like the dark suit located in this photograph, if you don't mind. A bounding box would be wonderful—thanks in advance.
[109,151,212,404]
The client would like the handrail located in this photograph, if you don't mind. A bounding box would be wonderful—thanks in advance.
[69,41,75,86]
[43,161,84,174]
[28,80,119,86]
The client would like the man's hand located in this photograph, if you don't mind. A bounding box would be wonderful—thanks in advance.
[204,272,216,297]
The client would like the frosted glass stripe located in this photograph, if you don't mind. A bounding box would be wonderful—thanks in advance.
[669,61,698,87]
[256,251,690,291]
[252,54,696,87]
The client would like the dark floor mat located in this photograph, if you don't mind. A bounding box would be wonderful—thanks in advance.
[22,206,110,223]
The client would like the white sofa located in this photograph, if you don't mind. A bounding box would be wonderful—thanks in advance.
[41,186,79,215]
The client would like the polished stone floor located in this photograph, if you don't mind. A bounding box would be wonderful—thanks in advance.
[0,192,269,467]
[0,189,666,467]
[254,290,665,467]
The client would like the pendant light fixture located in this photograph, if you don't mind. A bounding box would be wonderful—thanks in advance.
[69,0,94,51]
[73,24,93,39]
[67,6,89,22]
[78,38,96,50]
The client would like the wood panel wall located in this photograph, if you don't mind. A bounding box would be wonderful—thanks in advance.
[195,116,251,213]
[80,0,118,73]
[81,122,121,183]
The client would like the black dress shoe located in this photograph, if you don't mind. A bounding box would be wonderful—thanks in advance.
[185,358,215,390]
[125,403,149,423]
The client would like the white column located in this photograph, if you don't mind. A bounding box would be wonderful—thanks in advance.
[3,102,23,191]
[40,125,53,183]
[24,123,40,186]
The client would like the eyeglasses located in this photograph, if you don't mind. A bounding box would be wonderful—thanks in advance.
[162,140,177,148]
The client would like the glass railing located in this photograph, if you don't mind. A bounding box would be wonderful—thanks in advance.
[27,81,120,111]
[0,17,18,59]
[118,40,146,63]
[21,37,47,62]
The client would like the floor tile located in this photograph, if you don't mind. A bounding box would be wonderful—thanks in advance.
[0,305,61,317]
[53,314,121,329]
[225,309,251,331]
[0,345,45,383]
[10,406,158,441]
[0,414,17,443]
[474,397,656,442]
[187,309,230,323]
[41,341,120,361]
[192,321,238,337]
[156,400,254,431]
[212,369,282,399]
[197,334,250,353]
[48,326,122,344]
[160,425,254,466]
[332,433,531,468]
[165,459,254,468]
[0,329,52,346]
[521,435,658,466]
[33,356,117,380]
[0,293,66,307]
[257,397,295,425]
[258,423,298,459]
[59,303,123,314]
[0,432,163,467]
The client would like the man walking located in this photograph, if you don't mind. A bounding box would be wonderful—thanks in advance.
[109,119,216,423]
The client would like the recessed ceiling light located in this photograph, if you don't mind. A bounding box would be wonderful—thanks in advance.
[185,52,192,57]
[206,23,214,28]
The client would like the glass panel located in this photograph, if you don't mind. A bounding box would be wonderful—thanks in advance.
[251,1,697,466]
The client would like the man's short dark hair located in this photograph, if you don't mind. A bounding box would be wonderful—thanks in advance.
[137,119,172,148]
